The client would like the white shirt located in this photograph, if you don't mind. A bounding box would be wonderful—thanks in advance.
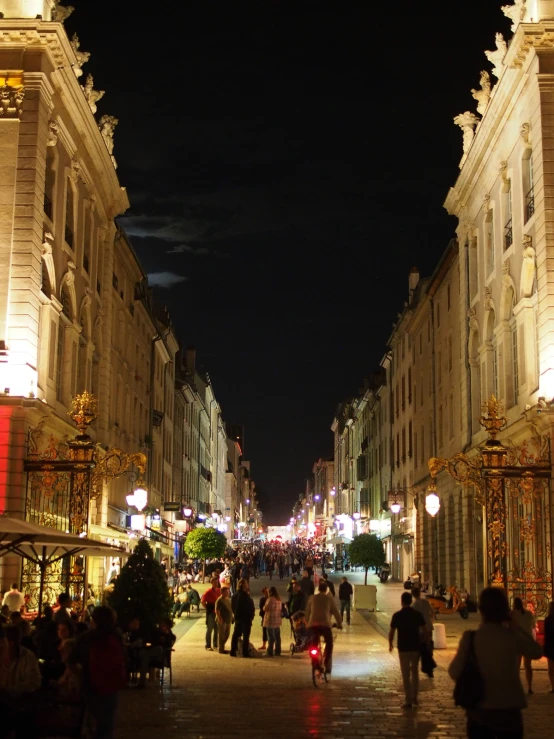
[2,589,24,612]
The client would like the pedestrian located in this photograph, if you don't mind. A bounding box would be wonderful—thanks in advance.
[72,605,127,739]
[511,596,536,694]
[263,586,283,657]
[305,552,314,578]
[258,587,269,651]
[449,587,542,738]
[299,570,315,599]
[544,601,554,692]
[338,576,353,625]
[321,572,335,597]
[389,591,427,709]
[200,578,221,651]
[230,578,255,658]
[1,583,25,613]
[215,587,233,654]
[412,586,436,678]
[288,582,307,617]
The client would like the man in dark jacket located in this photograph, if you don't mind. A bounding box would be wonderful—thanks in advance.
[338,576,353,625]
[299,570,315,599]
[287,583,307,617]
[321,573,335,597]
[230,579,255,658]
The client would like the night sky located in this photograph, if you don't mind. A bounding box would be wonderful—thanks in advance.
[68,1,511,523]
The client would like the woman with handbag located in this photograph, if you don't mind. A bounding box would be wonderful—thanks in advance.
[448,587,542,739]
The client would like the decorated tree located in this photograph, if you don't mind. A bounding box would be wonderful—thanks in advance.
[184,527,227,580]
[108,539,172,632]
[348,533,386,585]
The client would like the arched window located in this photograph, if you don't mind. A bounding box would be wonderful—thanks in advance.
[522,150,534,223]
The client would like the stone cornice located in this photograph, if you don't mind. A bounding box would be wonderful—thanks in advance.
[0,20,129,218]
[507,21,554,69]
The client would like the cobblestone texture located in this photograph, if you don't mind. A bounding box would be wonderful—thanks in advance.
[114,575,553,739]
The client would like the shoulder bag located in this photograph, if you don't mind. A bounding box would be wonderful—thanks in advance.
[453,631,484,709]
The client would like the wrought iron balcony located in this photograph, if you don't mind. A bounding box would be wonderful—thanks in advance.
[525,187,535,222]
[504,219,513,250]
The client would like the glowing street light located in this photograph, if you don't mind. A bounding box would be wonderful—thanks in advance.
[126,485,148,511]
[425,480,441,517]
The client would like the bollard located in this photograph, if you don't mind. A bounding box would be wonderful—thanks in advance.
[433,622,447,649]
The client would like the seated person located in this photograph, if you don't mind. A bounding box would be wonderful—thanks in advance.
[185,585,201,614]
[172,587,187,618]
[132,617,176,686]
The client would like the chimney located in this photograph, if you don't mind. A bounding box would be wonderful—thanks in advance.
[408,266,419,304]
[185,345,196,375]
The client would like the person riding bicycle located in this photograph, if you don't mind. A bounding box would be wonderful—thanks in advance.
[305,581,342,674]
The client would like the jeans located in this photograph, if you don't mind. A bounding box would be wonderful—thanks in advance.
[86,693,118,739]
[311,625,334,673]
[218,621,231,652]
[205,612,218,649]
[398,650,420,704]
[230,619,252,656]
[267,627,281,656]
[340,599,351,623]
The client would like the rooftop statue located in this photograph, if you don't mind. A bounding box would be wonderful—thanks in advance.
[501,0,527,32]
[81,74,105,114]
[98,115,119,168]
[52,1,74,22]
[471,71,492,115]
[454,111,480,155]
[70,34,91,78]
[485,33,508,78]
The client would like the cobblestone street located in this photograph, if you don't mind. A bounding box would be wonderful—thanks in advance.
[114,575,554,739]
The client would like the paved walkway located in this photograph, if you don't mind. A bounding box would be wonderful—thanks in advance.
[114,574,553,739]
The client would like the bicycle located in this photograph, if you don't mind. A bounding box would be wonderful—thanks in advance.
[309,625,337,687]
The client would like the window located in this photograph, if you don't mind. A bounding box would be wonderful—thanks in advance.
[449,394,454,439]
[436,301,441,328]
[55,323,64,402]
[112,272,118,290]
[48,319,57,380]
[447,285,451,311]
[420,425,425,464]
[438,405,443,447]
[61,285,72,319]
[492,348,498,398]
[523,150,534,223]
[427,320,431,342]
[504,181,513,250]
[401,376,406,410]
[512,324,519,406]
[437,351,442,387]
[408,421,413,458]
[408,368,412,404]
[448,335,453,373]
[486,209,495,275]
[419,334,422,355]
[401,428,406,462]
[65,182,74,249]
[44,149,55,221]
[413,432,417,465]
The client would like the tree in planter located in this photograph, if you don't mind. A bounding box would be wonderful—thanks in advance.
[108,539,172,632]
[184,527,227,581]
[348,533,386,585]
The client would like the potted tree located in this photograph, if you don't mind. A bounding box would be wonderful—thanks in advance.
[183,527,227,583]
[348,533,385,610]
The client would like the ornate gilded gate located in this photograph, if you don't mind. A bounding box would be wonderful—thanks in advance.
[429,396,553,616]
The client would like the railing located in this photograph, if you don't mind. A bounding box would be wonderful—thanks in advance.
[525,187,535,222]
[83,253,89,273]
[504,219,513,250]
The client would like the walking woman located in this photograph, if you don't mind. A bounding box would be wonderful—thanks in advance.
[263,586,282,657]
[543,601,554,692]
[449,587,542,739]
[511,596,536,694]
[258,587,269,651]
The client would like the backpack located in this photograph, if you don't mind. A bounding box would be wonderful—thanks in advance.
[88,633,127,695]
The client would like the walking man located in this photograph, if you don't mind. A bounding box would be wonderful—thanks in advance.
[411,586,435,677]
[299,569,315,599]
[215,587,233,654]
[201,578,221,651]
[338,576,353,625]
[389,592,428,709]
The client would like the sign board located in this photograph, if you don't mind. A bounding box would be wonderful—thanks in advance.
[163,501,181,511]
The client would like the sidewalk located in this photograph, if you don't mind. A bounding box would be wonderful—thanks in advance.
[113,574,553,739]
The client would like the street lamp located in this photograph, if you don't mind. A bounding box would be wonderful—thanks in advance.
[425,481,441,517]
[353,511,361,520]
[387,488,406,515]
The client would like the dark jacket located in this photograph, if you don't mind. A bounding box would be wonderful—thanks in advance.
[232,590,255,622]
[299,577,315,598]
[324,579,336,597]
[288,590,307,616]
[339,581,353,600]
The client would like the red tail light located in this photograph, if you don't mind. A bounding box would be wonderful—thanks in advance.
[310,649,318,656]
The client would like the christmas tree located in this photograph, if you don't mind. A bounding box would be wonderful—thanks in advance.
[109,539,172,632]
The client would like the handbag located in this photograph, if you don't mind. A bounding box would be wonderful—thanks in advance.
[453,631,484,709]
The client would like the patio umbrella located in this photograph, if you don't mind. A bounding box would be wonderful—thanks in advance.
[0,515,125,613]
